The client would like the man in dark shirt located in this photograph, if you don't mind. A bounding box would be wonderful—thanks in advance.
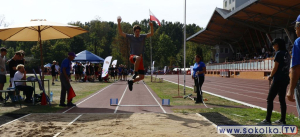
[51,60,56,85]
[17,50,25,65]
[9,52,21,87]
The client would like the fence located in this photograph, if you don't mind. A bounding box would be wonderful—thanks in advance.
[207,58,274,71]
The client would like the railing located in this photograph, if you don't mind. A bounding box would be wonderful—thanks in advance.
[207,58,274,71]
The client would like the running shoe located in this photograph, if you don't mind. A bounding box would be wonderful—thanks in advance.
[132,71,138,79]
[128,80,133,91]
[274,120,286,125]
[258,119,271,125]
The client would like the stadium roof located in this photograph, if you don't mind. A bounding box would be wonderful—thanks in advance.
[187,0,300,49]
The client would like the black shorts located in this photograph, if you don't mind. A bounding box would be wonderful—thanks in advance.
[0,74,6,83]
[52,73,56,76]
[75,71,79,74]
[138,70,145,75]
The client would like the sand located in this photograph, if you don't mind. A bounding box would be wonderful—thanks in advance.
[0,113,227,137]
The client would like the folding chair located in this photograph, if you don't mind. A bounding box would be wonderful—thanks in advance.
[33,69,51,106]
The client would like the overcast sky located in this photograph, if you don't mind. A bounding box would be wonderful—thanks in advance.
[0,0,223,28]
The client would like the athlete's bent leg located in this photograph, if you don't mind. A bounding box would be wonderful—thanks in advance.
[133,74,144,83]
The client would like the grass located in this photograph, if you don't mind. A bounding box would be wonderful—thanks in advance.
[0,75,111,115]
[144,76,300,129]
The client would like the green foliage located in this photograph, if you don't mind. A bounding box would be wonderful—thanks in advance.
[0,19,210,71]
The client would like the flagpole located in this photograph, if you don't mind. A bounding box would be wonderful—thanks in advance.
[150,36,153,82]
[183,0,186,95]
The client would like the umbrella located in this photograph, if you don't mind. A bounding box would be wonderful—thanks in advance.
[0,19,87,77]
[73,50,104,63]
[44,63,51,68]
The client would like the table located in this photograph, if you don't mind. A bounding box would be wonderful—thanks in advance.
[13,79,50,105]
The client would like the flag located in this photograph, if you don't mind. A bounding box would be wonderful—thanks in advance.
[68,87,76,103]
[102,56,113,78]
[111,60,117,67]
[149,10,161,26]
[41,92,47,105]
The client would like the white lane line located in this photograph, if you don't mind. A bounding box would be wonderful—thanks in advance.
[196,113,233,137]
[203,82,268,95]
[163,79,296,109]
[163,79,267,111]
[143,82,167,113]
[62,83,114,113]
[203,86,296,108]
[114,85,128,113]
[119,105,160,107]
[0,114,31,128]
[53,114,82,137]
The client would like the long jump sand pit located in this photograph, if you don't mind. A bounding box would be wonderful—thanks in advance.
[0,113,227,137]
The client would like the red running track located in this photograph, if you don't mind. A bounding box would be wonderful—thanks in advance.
[158,75,299,116]
[57,81,172,114]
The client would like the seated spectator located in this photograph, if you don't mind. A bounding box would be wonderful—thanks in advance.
[13,64,33,103]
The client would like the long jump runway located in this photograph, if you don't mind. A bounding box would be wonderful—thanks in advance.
[159,75,299,116]
[0,81,227,137]
[59,80,172,114]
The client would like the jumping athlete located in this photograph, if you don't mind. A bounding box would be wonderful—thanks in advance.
[117,16,154,91]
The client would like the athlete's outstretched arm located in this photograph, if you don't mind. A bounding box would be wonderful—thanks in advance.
[147,22,154,38]
[117,17,126,38]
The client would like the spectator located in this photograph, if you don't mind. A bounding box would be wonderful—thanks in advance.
[51,60,56,85]
[55,62,60,81]
[13,64,33,103]
[0,47,7,102]
[9,52,21,87]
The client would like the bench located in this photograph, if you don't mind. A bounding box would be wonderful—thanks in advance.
[0,88,22,107]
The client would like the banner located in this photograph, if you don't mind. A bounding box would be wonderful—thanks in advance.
[111,60,117,67]
[102,56,112,77]
[164,66,167,74]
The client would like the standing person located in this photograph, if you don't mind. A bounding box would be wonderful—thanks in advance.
[0,48,7,102]
[55,62,60,81]
[94,64,99,79]
[73,62,78,82]
[79,63,84,81]
[86,62,90,81]
[109,65,115,81]
[192,55,206,104]
[123,65,128,81]
[9,52,21,87]
[259,38,290,125]
[118,64,123,81]
[17,50,25,65]
[117,16,154,91]
[51,60,56,85]
[287,15,300,119]
[59,52,77,107]
[90,63,94,80]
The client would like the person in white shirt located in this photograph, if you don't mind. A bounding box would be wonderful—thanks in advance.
[13,64,33,103]
[55,62,60,81]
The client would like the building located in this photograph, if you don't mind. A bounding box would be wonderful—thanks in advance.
[223,0,249,11]
[187,0,299,80]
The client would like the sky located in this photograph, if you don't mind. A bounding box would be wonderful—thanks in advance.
[0,0,223,28]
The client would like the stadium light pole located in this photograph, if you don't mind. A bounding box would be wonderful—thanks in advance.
[183,0,186,95]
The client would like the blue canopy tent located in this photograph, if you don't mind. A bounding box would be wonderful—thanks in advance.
[73,50,104,63]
